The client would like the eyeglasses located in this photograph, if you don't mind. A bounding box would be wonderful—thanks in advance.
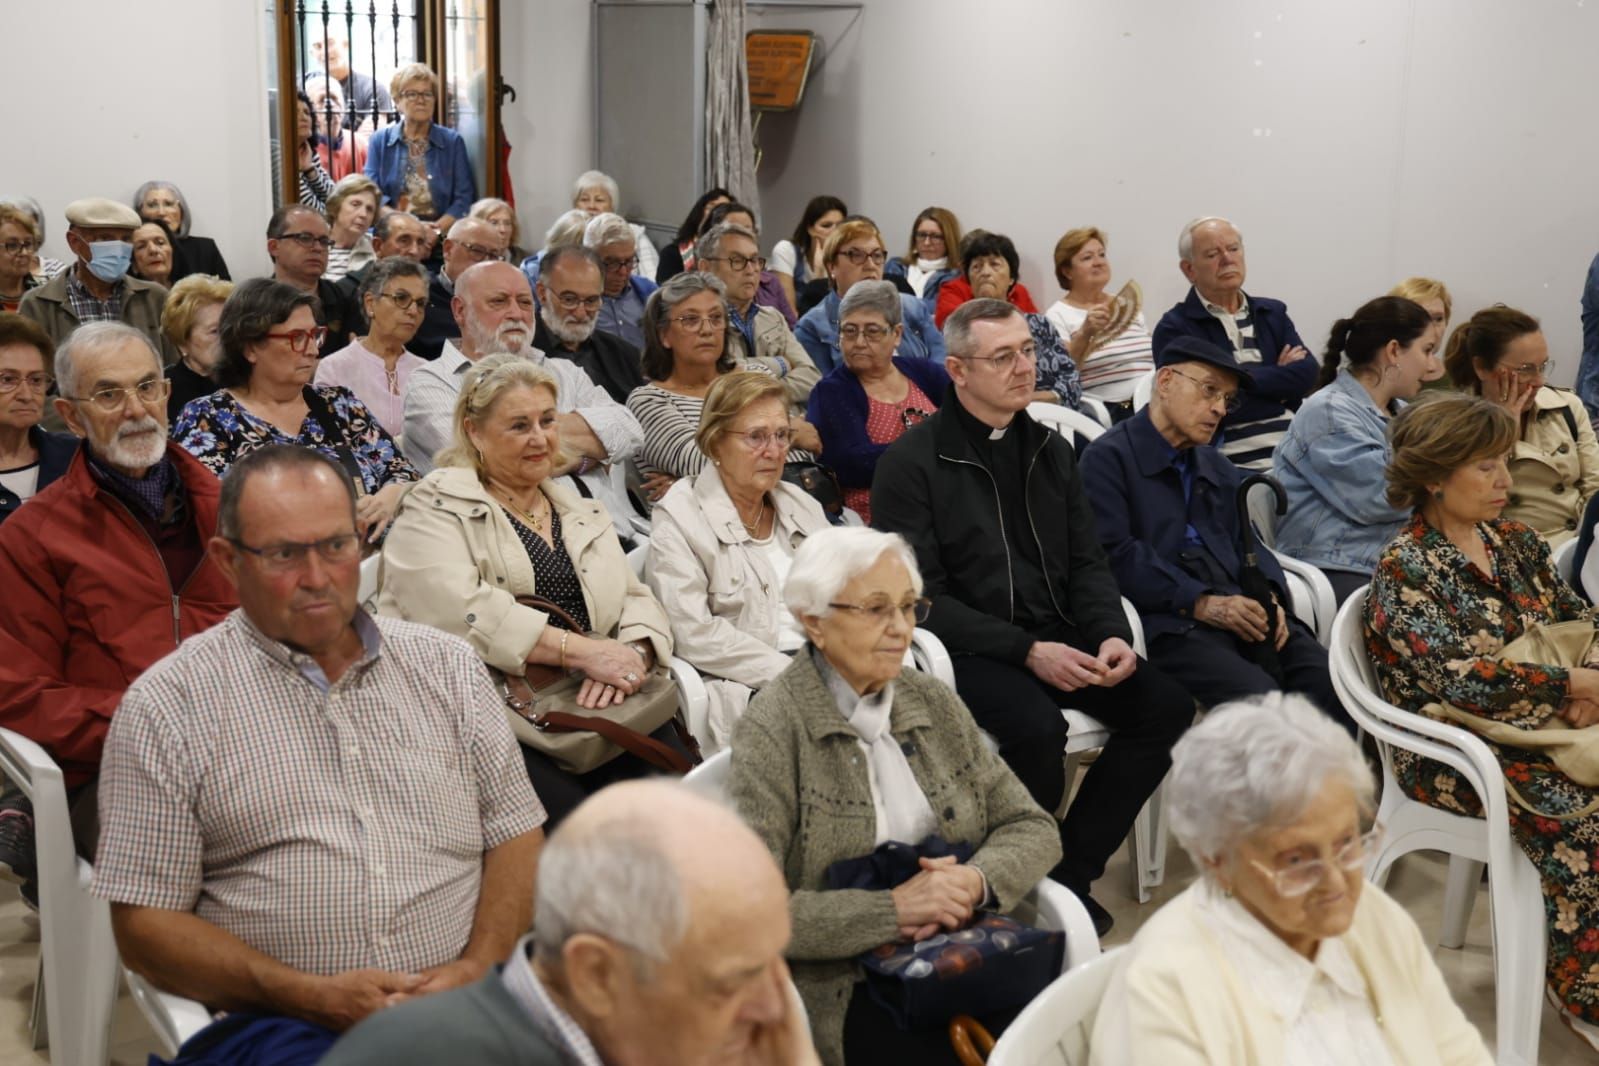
[914,231,945,244]
[229,532,362,571]
[727,427,792,452]
[264,326,329,353]
[397,89,436,101]
[670,312,727,333]
[703,253,767,273]
[550,290,604,312]
[839,323,893,343]
[277,232,334,250]
[376,290,430,312]
[828,597,932,626]
[1249,827,1382,898]
[1167,368,1242,412]
[837,248,888,267]
[1507,359,1554,379]
[67,378,169,411]
[601,255,639,273]
[1,239,39,256]
[0,371,53,394]
[958,344,1038,374]
[454,240,506,263]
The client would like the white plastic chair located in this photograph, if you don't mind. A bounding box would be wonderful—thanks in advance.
[1554,536,1578,587]
[986,946,1124,1066]
[1270,549,1337,646]
[624,542,714,751]
[1076,394,1112,430]
[357,552,381,610]
[0,728,119,1066]
[126,967,212,1058]
[1244,478,1281,549]
[1026,402,1105,446]
[1131,371,1154,412]
[1328,590,1546,1066]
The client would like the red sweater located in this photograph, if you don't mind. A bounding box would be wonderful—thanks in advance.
[933,276,1038,328]
[0,444,237,785]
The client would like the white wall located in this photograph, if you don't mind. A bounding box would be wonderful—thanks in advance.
[749,0,1599,383]
[11,1,274,280]
[500,0,595,246]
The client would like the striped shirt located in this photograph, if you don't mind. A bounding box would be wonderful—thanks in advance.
[91,609,544,976]
[1043,302,1154,403]
[502,935,605,1066]
[1202,292,1290,472]
[627,377,813,481]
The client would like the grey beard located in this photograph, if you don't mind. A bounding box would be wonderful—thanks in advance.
[540,305,596,347]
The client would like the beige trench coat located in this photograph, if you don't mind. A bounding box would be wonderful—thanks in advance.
[1504,385,1599,547]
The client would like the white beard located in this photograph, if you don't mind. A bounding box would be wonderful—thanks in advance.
[99,416,167,471]
[540,304,596,346]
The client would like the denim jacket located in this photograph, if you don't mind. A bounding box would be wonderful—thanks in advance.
[363,122,477,221]
[1272,372,1408,575]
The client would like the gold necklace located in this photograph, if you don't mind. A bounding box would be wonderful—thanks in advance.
[497,489,549,534]
[738,495,768,536]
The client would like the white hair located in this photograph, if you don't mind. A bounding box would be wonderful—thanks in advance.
[839,279,903,327]
[1166,693,1373,875]
[572,169,620,208]
[583,211,635,249]
[532,818,688,978]
[783,526,923,620]
[1177,216,1240,261]
[543,208,591,252]
[54,322,162,399]
[695,222,757,266]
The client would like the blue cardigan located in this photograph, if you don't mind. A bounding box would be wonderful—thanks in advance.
[363,122,476,221]
[807,356,951,490]
[1150,286,1315,427]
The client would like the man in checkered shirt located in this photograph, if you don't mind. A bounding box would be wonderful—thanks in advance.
[92,444,546,1060]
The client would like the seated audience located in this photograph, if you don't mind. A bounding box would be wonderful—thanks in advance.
[1,196,68,282]
[1274,296,1439,602]
[1090,695,1492,1065]
[129,219,175,290]
[0,314,75,524]
[323,174,381,281]
[806,280,950,523]
[0,323,235,899]
[730,526,1061,1065]
[1365,394,1599,1049]
[1445,304,1598,546]
[1152,216,1314,470]
[173,278,417,543]
[381,354,682,823]
[794,219,946,375]
[582,211,657,352]
[627,272,819,502]
[364,63,476,236]
[772,195,846,315]
[701,221,820,404]
[315,256,429,438]
[533,244,645,405]
[470,196,528,265]
[516,208,587,294]
[403,261,643,541]
[872,299,1193,934]
[412,215,507,360]
[17,197,177,365]
[160,274,234,421]
[1390,275,1453,389]
[932,230,1039,328]
[652,186,731,283]
[0,204,41,313]
[570,169,660,279]
[1045,226,1155,420]
[329,209,428,343]
[702,201,797,326]
[1080,337,1346,729]
[896,205,962,301]
[303,71,369,181]
[264,203,345,356]
[645,372,830,748]
[94,445,544,1061]
[321,781,819,1066]
[133,180,231,281]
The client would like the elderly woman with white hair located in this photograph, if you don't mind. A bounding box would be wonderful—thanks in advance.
[132,180,231,281]
[583,211,658,351]
[731,525,1062,1066]
[1089,695,1491,1065]
[571,169,659,279]
[469,197,528,264]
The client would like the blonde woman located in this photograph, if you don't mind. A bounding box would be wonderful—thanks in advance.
[323,174,381,281]
[1390,276,1453,389]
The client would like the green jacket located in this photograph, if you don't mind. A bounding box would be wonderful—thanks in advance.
[17,269,178,366]
[730,650,1061,1066]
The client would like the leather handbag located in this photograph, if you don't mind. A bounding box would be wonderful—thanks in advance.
[494,596,697,775]
[782,460,844,518]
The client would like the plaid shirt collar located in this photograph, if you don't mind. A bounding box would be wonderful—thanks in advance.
[65,266,123,322]
[502,935,605,1066]
[235,607,384,694]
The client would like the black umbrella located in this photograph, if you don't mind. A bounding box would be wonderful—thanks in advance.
[1236,473,1287,683]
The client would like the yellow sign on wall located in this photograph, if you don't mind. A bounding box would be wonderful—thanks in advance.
[746,31,816,112]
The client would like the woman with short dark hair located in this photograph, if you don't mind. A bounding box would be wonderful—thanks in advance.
[132,180,231,281]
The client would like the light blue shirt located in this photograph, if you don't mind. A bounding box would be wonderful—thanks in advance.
[794,290,947,375]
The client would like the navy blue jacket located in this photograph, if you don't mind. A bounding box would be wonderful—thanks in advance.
[1151,287,1315,428]
[1079,409,1286,640]
[807,356,951,491]
[0,427,79,525]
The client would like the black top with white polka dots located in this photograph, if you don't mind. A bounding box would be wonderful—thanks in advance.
[502,508,593,632]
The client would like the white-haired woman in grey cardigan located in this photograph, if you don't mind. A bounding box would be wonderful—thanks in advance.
[1090,694,1490,1065]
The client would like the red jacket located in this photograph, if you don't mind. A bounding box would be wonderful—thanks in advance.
[933,276,1038,328]
[0,444,237,786]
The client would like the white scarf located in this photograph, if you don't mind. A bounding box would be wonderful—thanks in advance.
[817,650,938,845]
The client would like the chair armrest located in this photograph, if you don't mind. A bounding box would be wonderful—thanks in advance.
[909,629,956,688]
[1121,597,1147,658]
[125,968,214,1057]
[1270,548,1336,645]
[666,656,713,754]
[1032,877,1102,971]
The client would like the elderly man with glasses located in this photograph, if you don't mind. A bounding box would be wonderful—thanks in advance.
[0,322,237,904]
[581,212,658,352]
[699,221,820,405]
[267,203,347,357]
[532,245,645,405]
[410,216,507,361]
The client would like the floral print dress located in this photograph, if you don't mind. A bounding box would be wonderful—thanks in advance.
[172,385,418,494]
[1364,513,1599,1020]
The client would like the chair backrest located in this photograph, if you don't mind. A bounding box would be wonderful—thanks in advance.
[357,553,381,607]
[987,947,1125,1066]
[1076,394,1112,429]
[685,747,731,799]
[627,541,649,580]
[1554,535,1578,588]
[1131,370,1154,411]
[1027,402,1104,452]
[1245,479,1280,549]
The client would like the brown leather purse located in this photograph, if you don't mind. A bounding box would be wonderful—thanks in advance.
[494,596,699,775]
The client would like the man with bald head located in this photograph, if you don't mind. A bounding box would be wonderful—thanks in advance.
[410,215,508,360]
[324,780,819,1066]
[403,260,643,539]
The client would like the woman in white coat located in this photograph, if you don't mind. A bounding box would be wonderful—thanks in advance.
[644,372,830,750]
